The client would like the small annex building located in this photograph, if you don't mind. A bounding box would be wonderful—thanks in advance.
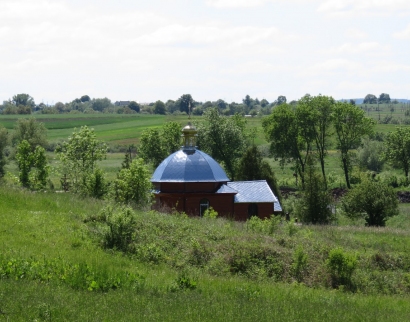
[151,123,282,220]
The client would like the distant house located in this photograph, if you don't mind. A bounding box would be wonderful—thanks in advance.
[114,101,131,106]
[151,124,282,220]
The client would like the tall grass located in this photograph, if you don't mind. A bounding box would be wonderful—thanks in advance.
[1,186,410,321]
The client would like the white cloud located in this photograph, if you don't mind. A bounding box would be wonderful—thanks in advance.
[325,42,389,55]
[301,59,363,77]
[317,0,410,16]
[345,28,368,39]
[220,61,288,75]
[369,61,410,73]
[394,24,410,39]
[205,0,270,8]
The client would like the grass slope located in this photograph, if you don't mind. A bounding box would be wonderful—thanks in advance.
[1,186,410,321]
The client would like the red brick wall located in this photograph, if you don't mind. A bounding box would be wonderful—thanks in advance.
[157,182,224,193]
[153,194,276,221]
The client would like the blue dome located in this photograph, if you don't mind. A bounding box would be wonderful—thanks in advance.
[151,149,230,182]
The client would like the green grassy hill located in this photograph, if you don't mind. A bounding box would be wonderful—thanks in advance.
[1,186,410,321]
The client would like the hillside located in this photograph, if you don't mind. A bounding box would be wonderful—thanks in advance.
[1,186,410,321]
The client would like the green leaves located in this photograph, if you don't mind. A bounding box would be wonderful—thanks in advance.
[112,158,152,207]
[341,178,399,226]
[383,127,410,178]
[138,121,181,168]
[196,108,249,180]
[15,140,49,189]
[56,126,107,192]
[333,102,375,188]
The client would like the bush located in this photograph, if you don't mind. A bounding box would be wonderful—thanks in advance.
[326,247,357,289]
[341,178,399,226]
[292,245,308,282]
[357,138,384,172]
[99,205,137,251]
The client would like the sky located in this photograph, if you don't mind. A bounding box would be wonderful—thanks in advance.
[0,0,409,105]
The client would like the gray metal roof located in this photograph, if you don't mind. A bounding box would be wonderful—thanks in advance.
[225,180,277,203]
[224,180,282,211]
[151,149,230,183]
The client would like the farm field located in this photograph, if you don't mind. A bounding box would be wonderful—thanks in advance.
[1,107,410,187]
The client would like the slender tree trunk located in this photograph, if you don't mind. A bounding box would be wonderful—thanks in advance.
[320,157,327,189]
[342,157,351,189]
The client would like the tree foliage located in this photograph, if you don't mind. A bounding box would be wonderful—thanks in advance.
[56,126,107,192]
[333,102,375,188]
[177,94,194,114]
[298,94,335,188]
[128,101,140,113]
[153,100,166,114]
[12,118,48,151]
[138,122,182,168]
[80,95,90,102]
[383,127,410,179]
[296,157,334,224]
[236,145,281,202]
[378,93,391,104]
[341,178,399,226]
[262,103,313,187]
[363,94,377,104]
[357,138,384,172]
[196,108,249,180]
[111,158,152,207]
[15,140,49,189]
[12,93,35,108]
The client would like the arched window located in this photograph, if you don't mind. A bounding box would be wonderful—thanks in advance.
[248,203,258,218]
[200,199,210,217]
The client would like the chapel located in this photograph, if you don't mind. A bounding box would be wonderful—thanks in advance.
[151,123,282,220]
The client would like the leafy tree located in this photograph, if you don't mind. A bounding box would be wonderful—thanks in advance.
[216,99,227,110]
[383,127,410,179]
[128,101,140,113]
[236,145,281,202]
[111,158,152,207]
[153,100,166,114]
[333,102,375,188]
[85,168,108,199]
[349,99,356,105]
[296,156,334,224]
[12,118,48,151]
[91,98,112,112]
[378,93,391,104]
[80,95,90,102]
[15,140,49,189]
[260,99,269,108]
[165,100,178,113]
[363,94,377,104]
[12,93,35,108]
[276,95,287,105]
[243,95,252,108]
[0,126,8,178]
[357,138,384,172]
[176,94,194,114]
[341,178,399,226]
[56,126,107,192]
[262,103,313,187]
[298,94,335,188]
[196,108,249,180]
[138,122,181,168]
[54,102,65,113]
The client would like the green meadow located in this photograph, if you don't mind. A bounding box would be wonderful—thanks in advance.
[1,186,410,321]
